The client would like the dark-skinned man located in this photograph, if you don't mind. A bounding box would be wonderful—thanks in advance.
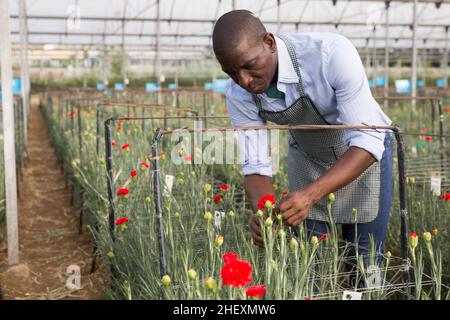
[212,10,394,270]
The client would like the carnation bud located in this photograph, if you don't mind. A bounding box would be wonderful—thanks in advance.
[205,277,217,292]
[431,227,438,235]
[162,275,171,286]
[278,229,286,239]
[265,200,273,209]
[290,238,299,251]
[214,235,224,248]
[423,231,432,242]
[265,217,273,228]
[174,212,181,220]
[277,214,283,222]
[228,210,235,218]
[204,211,213,222]
[352,208,358,221]
[310,236,319,246]
[203,183,212,193]
[256,210,264,218]
[328,193,335,204]
[187,269,197,280]
[385,251,392,259]
[107,251,114,258]
[408,233,418,249]
[177,178,185,185]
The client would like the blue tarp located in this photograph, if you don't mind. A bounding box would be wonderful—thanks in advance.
[146,82,159,92]
[115,83,125,91]
[168,83,177,89]
[436,79,445,88]
[376,76,385,87]
[395,80,411,94]
[97,82,105,90]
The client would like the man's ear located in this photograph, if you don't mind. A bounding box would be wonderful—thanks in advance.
[263,32,276,52]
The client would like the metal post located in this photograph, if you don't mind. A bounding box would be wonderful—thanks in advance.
[384,1,390,109]
[276,0,281,34]
[393,126,409,284]
[19,0,30,151]
[444,26,449,89]
[104,118,116,241]
[156,0,162,105]
[0,0,19,266]
[77,103,84,234]
[96,103,100,156]
[437,100,445,178]
[431,99,436,135]
[411,0,418,110]
[151,129,167,278]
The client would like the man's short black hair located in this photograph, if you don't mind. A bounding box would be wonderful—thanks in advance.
[212,10,267,56]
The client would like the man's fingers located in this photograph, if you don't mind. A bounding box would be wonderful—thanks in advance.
[286,211,307,226]
[276,196,293,213]
[282,207,298,222]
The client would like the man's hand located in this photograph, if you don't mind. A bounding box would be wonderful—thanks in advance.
[276,188,316,226]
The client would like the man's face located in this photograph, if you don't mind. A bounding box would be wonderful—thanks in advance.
[216,33,277,94]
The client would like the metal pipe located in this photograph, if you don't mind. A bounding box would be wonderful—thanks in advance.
[104,118,116,241]
[0,0,19,266]
[151,129,167,278]
[411,0,418,110]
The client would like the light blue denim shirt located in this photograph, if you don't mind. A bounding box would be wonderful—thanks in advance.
[225,32,391,177]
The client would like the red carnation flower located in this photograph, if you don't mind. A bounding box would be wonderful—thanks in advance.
[257,194,276,210]
[116,188,129,197]
[220,183,229,191]
[220,257,252,288]
[222,252,238,264]
[117,126,123,131]
[245,285,266,298]
[130,170,137,177]
[121,143,130,150]
[425,136,432,141]
[319,233,329,241]
[304,297,312,300]
[440,193,450,200]
[111,141,116,146]
[214,194,223,204]
[115,217,129,225]
[184,155,193,161]
[408,232,417,238]
[140,161,150,169]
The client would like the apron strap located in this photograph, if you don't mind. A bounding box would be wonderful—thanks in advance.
[278,36,307,98]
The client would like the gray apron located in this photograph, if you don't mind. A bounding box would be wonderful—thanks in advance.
[253,36,380,224]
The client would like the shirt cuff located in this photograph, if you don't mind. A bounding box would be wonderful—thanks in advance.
[242,163,273,177]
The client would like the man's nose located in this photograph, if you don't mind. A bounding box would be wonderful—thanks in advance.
[237,70,252,90]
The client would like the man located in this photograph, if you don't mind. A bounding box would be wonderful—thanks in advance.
[212,10,393,263]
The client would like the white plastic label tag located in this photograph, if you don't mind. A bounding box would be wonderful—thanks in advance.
[430,171,441,196]
[163,175,174,197]
[342,291,362,300]
[214,211,225,233]
[411,146,417,158]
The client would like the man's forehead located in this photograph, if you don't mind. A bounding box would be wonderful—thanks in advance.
[218,37,262,64]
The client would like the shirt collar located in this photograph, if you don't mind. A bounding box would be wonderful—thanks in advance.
[274,35,299,85]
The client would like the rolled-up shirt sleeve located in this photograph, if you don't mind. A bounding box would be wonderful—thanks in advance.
[225,81,273,177]
[325,35,391,161]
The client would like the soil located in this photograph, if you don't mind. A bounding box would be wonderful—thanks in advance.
[0,96,107,300]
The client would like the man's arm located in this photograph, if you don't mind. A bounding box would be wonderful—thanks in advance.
[244,174,275,212]
[245,174,276,246]
[277,146,375,226]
